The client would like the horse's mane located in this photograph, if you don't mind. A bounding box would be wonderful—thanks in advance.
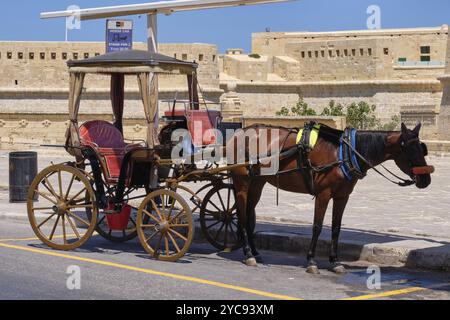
[356,131,392,165]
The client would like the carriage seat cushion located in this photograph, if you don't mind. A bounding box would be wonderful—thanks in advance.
[79,120,133,181]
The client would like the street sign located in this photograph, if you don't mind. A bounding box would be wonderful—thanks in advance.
[106,19,133,53]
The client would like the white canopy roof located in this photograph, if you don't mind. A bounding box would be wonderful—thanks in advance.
[41,0,295,20]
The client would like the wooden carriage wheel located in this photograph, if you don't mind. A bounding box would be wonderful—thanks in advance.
[200,183,242,252]
[137,189,194,262]
[27,164,98,250]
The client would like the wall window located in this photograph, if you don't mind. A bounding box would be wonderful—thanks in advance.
[336,50,340,57]
[368,48,372,56]
[84,53,89,59]
[328,50,333,58]
[18,52,23,59]
[420,46,431,62]
[321,50,325,58]
[29,52,34,60]
[301,51,305,58]
[315,51,319,58]
[182,53,188,60]
[95,53,100,57]
[51,53,56,60]
[383,48,389,55]
[308,51,312,58]
[360,48,364,56]
[199,54,204,62]
[73,53,78,60]
[398,57,407,62]
[352,49,356,56]
[62,52,67,60]
[7,52,12,59]
[212,55,216,62]
[344,49,348,56]
[40,52,45,60]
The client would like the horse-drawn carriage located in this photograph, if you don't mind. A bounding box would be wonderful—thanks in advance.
[27,50,241,261]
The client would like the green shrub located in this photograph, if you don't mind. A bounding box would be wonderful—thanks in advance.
[248,53,261,59]
[275,99,317,116]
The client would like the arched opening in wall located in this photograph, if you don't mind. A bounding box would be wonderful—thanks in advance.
[199,54,204,62]
[51,52,57,60]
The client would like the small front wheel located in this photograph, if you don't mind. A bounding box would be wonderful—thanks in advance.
[137,189,194,262]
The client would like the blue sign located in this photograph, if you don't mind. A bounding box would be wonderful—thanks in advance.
[106,20,133,53]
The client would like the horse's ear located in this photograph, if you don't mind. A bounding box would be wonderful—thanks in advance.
[401,123,408,133]
[413,123,422,135]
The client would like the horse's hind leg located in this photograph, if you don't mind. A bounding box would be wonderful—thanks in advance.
[246,180,266,263]
[306,189,331,274]
[233,176,257,266]
[329,196,349,274]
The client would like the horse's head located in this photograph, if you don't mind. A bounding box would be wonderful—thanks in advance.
[392,123,433,189]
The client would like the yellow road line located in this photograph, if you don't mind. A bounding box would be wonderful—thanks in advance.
[342,286,426,300]
[0,242,301,300]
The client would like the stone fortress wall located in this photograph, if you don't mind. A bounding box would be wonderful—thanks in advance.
[1,25,450,146]
[220,25,449,138]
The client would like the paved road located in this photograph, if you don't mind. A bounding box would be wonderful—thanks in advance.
[0,219,449,300]
[1,151,449,240]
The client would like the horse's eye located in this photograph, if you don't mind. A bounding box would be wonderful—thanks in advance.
[421,143,428,156]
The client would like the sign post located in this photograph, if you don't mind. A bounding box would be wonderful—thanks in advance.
[106,19,133,53]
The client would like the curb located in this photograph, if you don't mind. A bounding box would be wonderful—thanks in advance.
[2,212,449,272]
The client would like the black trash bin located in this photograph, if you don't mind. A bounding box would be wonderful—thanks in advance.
[9,151,38,203]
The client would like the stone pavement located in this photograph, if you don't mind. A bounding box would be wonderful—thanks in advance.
[0,148,449,271]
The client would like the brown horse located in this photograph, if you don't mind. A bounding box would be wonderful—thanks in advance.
[228,123,432,274]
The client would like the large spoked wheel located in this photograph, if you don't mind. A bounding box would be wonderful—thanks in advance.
[200,183,242,252]
[137,189,194,262]
[27,164,98,250]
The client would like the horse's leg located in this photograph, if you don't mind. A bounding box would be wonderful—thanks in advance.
[329,195,349,274]
[306,190,331,274]
[233,176,257,266]
[246,180,266,263]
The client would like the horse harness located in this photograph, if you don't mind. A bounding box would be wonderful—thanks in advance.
[259,122,420,201]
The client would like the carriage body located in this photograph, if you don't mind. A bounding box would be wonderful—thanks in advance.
[26,50,242,262]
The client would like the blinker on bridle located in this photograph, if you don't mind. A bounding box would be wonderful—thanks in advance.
[400,137,435,176]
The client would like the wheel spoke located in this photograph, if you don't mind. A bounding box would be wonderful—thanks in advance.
[32,207,54,211]
[170,224,189,228]
[164,235,170,256]
[65,210,90,227]
[166,200,176,222]
[66,214,81,239]
[140,224,156,228]
[224,223,229,248]
[168,228,187,242]
[207,200,222,212]
[153,233,164,257]
[143,209,160,222]
[68,187,87,203]
[64,174,75,200]
[42,178,59,200]
[227,187,231,211]
[35,190,57,204]
[36,213,57,229]
[150,200,164,221]
[68,204,94,209]
[58,171,63,198]
[167,231,181,253]
[205,220,222,230]
[61,214,67,244]
[214,222,226,241]
[168,208,186,224]
[217,191,227,212]
[145,229,160,243]
[49,215,61,241]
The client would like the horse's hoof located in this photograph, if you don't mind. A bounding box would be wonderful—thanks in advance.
[245,257,258,267]
[254,255,263,263]
[331,264,347,274]
[306,265,320,274]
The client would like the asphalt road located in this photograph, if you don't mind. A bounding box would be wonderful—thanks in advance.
[0,219,449,300]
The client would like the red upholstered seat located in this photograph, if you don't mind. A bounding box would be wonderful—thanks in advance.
[163,110,221,147]
[79,120,128,182]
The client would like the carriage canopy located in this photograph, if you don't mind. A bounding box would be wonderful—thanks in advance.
[65,50,199,154]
